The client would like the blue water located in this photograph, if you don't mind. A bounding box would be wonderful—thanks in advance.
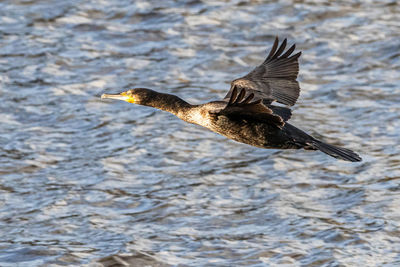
[0,0,399,266]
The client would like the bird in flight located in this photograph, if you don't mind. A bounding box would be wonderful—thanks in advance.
[102,37,361,162]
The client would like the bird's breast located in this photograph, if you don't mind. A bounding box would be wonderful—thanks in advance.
[179,108,213,128]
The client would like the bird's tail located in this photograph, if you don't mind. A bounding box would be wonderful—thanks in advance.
[308,139,362,162]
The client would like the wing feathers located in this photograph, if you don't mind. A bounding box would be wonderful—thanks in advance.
[229,86,238,105]
[242,93,255,104]
[236,87,246,103]
[266,37,279,59]
[271,38,287,59]
[281,44,296,58]
[227,37,302,107]
[216,88,284,128]
[267,105,292,121]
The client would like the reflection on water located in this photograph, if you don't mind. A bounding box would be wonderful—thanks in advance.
[0,0,399,266]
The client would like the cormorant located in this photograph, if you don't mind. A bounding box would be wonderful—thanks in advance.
[101,37,361,162]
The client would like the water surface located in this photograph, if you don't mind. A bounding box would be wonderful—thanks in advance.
[0,0,399,266]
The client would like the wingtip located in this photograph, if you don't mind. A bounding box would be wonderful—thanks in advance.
[267,36,280,59]
[291,51,302,59]
[281,44,296,58]
[273,38,287,59]
[228,86,238,105]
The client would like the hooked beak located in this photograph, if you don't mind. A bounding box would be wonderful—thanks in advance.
[101,92,135,103]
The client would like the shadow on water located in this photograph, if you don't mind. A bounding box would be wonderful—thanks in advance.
[0,0,399,266]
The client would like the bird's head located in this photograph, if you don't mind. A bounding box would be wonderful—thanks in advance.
[101,88,156,105]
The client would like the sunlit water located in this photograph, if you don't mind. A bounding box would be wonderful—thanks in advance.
[0,0,399,266]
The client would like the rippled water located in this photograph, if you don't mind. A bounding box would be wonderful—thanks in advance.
[0,0,399,266]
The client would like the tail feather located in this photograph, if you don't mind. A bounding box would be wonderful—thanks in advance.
[309,140,362,162]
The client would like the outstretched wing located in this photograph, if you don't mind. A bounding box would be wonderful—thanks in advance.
[224,37,301,106]
[213,87,284,128]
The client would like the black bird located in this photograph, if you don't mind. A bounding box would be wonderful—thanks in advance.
[101,37,361,162]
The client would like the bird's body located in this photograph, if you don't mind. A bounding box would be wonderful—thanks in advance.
[186,103,295,149]
[102,37,361,162]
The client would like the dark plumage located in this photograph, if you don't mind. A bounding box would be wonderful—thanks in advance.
[101,37,362,162]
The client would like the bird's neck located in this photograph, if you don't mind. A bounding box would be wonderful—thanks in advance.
[144,92,193,118]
